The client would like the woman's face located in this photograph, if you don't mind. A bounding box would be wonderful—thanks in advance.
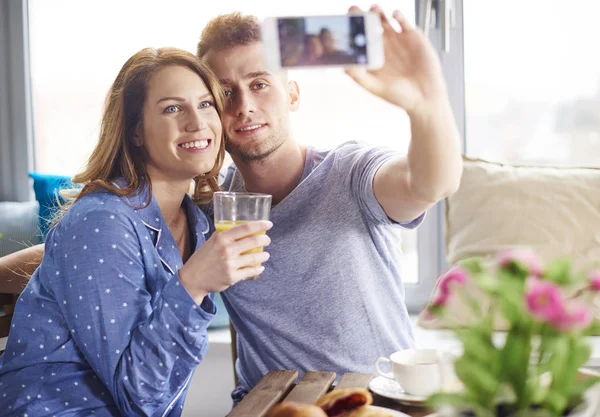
[140,65,222,184]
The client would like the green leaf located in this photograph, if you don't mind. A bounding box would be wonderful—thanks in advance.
[457,258,486,275]
[427,393,495,417]
[546,338,569,385]
[459,332,498,365]
[567,376,600,407]
[0,232,3,238]
[543,388,568,416]
[454,356,499,408]
[500,328,532,408]
[544,258,573,285]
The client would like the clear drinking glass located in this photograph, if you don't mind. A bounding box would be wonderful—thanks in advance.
[213,192,272,278]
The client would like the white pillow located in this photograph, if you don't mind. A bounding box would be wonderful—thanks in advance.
[445,158,600,271]
[419,157,600,330]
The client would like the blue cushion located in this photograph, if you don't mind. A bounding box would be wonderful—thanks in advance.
[28,173,73,240]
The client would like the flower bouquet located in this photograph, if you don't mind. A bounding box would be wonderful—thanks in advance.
[427,249,600,417]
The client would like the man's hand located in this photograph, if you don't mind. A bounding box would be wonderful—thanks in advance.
[345,4,448,115]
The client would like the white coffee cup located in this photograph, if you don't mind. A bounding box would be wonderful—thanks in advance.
[375,348,455,397]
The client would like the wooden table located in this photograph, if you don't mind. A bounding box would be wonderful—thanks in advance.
[227,371,433,417]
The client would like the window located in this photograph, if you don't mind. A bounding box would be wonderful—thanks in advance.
[28,0,428,297]
[462,0,600,166]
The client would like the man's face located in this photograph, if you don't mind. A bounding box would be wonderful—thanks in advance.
[320,30,336,54]
[203,43,299,163]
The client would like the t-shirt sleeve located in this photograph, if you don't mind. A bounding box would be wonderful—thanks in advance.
[339,142,426,228]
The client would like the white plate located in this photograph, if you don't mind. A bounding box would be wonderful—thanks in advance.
[368,375,427,406]
[371,406,412,417]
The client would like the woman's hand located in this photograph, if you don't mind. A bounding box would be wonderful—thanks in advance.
[178,220,273,304]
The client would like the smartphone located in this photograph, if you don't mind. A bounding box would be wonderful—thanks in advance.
[261,13,384,70]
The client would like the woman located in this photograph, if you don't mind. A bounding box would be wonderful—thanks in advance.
[0,47,271,416]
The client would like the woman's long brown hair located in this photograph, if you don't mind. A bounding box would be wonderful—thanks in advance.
[56,47,226,223]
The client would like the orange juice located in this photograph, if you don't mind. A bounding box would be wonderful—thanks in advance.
[215,220,266,256]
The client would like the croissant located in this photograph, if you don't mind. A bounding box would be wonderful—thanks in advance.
[316,388,393,417]
[267,401,328,417]
[342,405,394,417]
[267,388,392,417]
[315,388,373,415]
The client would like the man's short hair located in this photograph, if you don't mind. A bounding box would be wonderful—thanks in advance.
[197,12,262,58]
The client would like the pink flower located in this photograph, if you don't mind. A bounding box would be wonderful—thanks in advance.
[587,270,600,292]
[431,267,468,308]
[439,267,468,294]
[525,278,593,331]
[525,278,567,326]
[497,248,543,276]
[556,305,593,332]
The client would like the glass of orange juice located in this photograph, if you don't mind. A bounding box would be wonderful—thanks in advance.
[213,192,272,278]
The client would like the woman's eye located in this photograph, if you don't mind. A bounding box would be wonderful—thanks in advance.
[164,105,179,113]
[199,101,214,109]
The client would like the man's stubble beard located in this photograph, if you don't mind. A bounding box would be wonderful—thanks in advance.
[226,128,287,164]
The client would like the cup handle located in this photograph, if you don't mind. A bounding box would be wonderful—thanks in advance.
[375,357,395,380]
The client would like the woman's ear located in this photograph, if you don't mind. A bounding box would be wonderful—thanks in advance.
[133,126,143,147]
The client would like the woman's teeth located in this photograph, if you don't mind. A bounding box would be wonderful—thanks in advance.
[179,140,209,149]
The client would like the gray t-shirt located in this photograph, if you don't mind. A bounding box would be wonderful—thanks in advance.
[220,141,423,391]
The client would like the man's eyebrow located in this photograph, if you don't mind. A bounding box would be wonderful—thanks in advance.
[156,93,212,104]
[219,71,272,86]
[245,71,271,79]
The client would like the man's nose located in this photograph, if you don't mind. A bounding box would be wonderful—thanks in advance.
[231,90,256,118]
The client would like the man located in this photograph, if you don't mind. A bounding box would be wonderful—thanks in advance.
[317,28,353,65]
[196,5,462,398]
[0,4,462,400]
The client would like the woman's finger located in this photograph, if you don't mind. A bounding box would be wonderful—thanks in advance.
[230,233,271,255]
[236,251,271,269]
[216,220,273,242]
[235,264,266,282]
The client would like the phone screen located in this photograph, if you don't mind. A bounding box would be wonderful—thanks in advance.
[276,15,368,68]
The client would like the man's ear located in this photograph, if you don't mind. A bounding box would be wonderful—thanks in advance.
[287,80,300,112]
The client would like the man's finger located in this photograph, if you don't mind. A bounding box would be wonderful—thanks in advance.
[345,67,382,96]
[392,10,414,32]
[370,4,394,32]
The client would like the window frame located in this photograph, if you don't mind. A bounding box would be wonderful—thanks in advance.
[0,0,34,202]
[403,0,466,313]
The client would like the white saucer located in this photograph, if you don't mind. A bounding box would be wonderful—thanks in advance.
[370,406,412,417]
[368,375,428,406]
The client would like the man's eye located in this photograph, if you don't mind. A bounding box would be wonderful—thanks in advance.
[223,90,233,97]
[164,105,179,113]
[254,83,267,90]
